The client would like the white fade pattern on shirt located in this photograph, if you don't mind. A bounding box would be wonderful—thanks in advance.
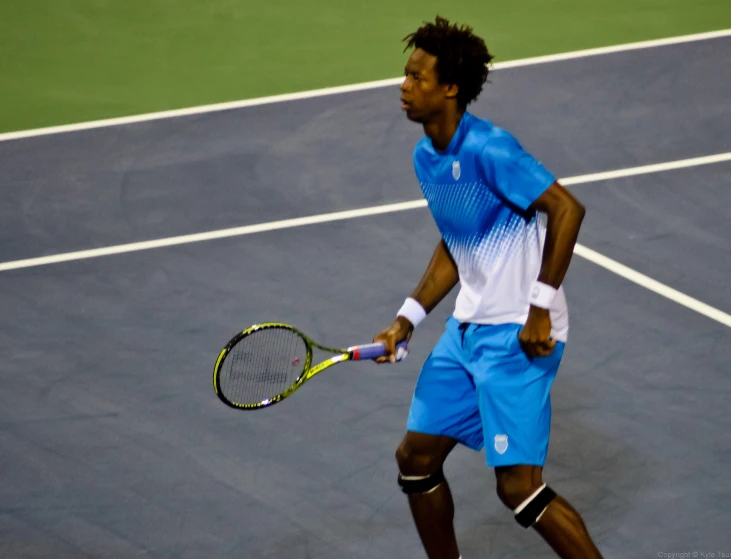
[421,179,537,281]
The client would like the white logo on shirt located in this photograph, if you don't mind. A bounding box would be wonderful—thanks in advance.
[452,160,461,181]
[494,434,508,454]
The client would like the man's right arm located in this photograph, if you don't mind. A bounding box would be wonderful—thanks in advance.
[408,238,460,314]
[373,239,459,363]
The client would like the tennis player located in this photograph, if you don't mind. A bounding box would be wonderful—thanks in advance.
[373,16,603,559]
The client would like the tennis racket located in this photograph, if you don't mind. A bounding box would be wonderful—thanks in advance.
[212,322,408,411]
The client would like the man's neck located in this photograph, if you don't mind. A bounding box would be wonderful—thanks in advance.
[424,108,464,152]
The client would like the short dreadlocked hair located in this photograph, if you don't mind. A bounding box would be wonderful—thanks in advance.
[403,16,494,108]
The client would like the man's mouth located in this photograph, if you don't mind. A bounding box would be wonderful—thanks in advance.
[401,98,411,110]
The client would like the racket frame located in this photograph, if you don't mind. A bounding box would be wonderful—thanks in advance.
[213,322,361,411]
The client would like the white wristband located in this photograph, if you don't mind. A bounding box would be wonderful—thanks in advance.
[397,297,427,328]
[529,282,557,309]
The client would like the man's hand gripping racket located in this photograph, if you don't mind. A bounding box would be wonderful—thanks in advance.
[372,316,414,364]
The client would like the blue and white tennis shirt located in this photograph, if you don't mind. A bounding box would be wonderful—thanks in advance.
[414,112,569,342]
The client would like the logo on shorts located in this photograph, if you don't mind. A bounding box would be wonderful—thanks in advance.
[494,434,509,454]
[452,160,461,181]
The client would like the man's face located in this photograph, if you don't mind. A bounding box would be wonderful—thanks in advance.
[400,48,453,123]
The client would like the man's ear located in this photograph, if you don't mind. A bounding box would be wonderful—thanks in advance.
[444,83,459,101]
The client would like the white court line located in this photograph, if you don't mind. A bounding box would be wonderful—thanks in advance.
[0,199,428,273]
[574,245,731,328]
[2,150,729,274]
[1,152,729,324]
[1,151,729,272]
[1,151,731,329]
[561,152,731,185]
[1,28,730,142]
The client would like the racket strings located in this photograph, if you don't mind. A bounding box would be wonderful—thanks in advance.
[219,327,307,406]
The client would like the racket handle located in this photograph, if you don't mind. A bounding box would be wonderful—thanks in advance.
[349,341,408,361]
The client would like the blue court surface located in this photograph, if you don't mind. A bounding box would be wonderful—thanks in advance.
[0,37,730,558]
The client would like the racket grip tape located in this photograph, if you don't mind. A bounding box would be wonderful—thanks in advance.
[350,341,408,361]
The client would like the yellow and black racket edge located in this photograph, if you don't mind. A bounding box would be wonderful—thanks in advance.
[212,322,407,411]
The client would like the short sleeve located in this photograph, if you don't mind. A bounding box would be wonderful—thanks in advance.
[480,136,555,210]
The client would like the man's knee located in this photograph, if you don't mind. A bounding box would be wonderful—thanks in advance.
[496,466,557,529]
[395,439,443,473]
[495,467,539,508]
[395,434,452,475]
[394,437,447,495]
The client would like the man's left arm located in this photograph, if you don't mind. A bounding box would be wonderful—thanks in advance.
[520,181,586,358]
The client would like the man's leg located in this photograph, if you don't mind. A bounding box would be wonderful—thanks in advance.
[398,318,484,558]
[395,431,460,559]
[495,465,603,558]
[469,323,602,557]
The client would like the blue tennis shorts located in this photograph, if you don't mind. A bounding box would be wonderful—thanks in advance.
[406,316,565,468]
